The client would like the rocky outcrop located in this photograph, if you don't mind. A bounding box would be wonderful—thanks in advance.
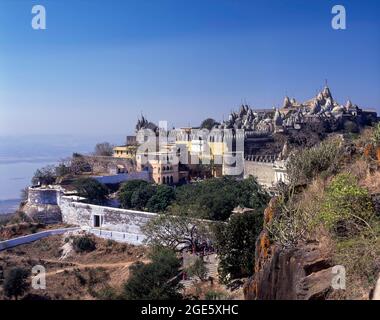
[244,198,335,300]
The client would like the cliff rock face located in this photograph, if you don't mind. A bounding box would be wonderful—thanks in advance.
[244,198,335,300]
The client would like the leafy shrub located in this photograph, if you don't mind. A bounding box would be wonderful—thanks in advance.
[3,267,30,300]
[319,173,374,237]
[122,246,182,300]
[88,268,109,287]
[267,197,308,247]
[267,178,330,247]
[286,138,342,186]
[73,269,87,285]
[269,173,377,246]
[334,229,380,291]
[372,122,380,145]
[95,286,119,300]
[30,225,38,234]
[73,235,96,252]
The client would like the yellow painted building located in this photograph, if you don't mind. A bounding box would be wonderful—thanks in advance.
[174,128,228,161]
[121,128,236,179]
[113,145,138,159]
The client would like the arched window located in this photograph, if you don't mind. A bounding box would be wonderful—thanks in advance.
[170,176,174,184]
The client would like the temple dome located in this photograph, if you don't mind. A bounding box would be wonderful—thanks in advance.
[283,96,291,108]
[274,108,283,126]
[345,100,353,110]
[309,100,321,114]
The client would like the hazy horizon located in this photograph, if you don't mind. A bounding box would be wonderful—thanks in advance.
[0,134,122,204]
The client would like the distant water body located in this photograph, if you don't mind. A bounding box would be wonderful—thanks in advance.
[0,134,123,214]
[0,159,57,213]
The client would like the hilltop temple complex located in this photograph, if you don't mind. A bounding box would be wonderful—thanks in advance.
[112,85,378,188]
[217,84,377,132]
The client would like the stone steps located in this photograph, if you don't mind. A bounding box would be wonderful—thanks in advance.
[180,254,219,289]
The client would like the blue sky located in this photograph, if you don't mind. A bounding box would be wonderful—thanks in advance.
[0,0,380,136]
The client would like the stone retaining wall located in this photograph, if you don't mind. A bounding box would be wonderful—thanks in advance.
[244,161,276,187]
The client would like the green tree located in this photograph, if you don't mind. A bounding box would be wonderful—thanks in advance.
[3,267,30,300]
[130,184,156,210]
[118,180,150,209]
[200,118,220,131]
[214,211,263,282]
[235,176,270,210]
[122,246,182,300]
[73,178,109,205]
[168,176,269,221]
[146,185,175,212]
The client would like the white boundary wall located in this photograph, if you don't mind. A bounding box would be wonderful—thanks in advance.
[60,196,158,245]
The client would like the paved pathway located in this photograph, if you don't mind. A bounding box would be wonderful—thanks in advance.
[181,254,219,289]
[0,227,80,251]
[40,258,149,277]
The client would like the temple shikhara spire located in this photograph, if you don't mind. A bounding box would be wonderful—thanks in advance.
[208,83,377,134]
